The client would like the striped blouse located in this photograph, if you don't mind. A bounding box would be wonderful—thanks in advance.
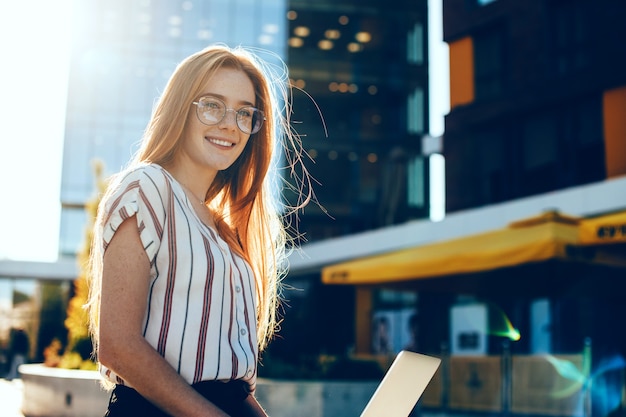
[99,164,259,391]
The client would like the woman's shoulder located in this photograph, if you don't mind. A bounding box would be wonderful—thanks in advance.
[102,164,176,210]
[100,164,171,249]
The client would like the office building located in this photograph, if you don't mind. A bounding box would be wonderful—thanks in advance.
[444,0,626,212]
[284,0,431,242]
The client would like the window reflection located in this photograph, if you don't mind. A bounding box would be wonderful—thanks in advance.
[0,277,71,368]
[0,278,37,371]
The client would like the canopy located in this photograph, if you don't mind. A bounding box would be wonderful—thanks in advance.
[322,211,625,286]
[579,210,626,245]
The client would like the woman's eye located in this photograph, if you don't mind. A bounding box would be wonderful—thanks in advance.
[238,109,252,118]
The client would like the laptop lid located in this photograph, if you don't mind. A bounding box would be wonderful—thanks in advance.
[360,351,441,417]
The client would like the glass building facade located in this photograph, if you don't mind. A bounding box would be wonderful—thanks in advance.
[58,0,288,256]
[0,273,73,365]
[284,0,430,242]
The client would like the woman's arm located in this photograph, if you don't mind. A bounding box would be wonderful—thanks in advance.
[243,395,269,417]
[99,216,229,417]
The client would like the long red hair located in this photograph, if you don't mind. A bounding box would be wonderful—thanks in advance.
[88,44,306,352]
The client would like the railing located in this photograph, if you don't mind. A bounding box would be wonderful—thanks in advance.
[420,348,596,416]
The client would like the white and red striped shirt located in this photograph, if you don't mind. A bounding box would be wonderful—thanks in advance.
[99,164,259,391]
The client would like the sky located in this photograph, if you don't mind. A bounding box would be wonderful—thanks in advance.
[0,1,72,262]
[0,0,448,262]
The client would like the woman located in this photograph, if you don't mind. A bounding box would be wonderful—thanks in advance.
[87,45,308,416]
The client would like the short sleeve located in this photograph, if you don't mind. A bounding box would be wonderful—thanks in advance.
[101,165,168,263]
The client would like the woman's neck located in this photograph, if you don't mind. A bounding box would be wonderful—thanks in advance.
[162,161,216,204]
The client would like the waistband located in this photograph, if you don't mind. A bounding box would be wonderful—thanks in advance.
[193,379,249,403]
[107,380,250,416]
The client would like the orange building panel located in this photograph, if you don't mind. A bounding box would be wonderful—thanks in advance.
[449,37,475,110]
[603,85,626,178]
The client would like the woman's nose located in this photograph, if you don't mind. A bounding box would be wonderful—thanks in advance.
[218,109,238,130]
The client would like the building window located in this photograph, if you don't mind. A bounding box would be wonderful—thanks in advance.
[407,155,426,209]
[407,22,424,64]
[407,87,425,134]
[549,0,591,74]
[59,207,88,257]
[473,26,505,101]
[371,290,418,355]
[521,114,558,196]
[0,278,71,362]
[566,97,605,184]
[477,129,506,204]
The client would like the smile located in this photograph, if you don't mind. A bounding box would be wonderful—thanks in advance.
[207,137,234,147]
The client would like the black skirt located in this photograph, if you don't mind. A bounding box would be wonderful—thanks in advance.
[104,379,253,417]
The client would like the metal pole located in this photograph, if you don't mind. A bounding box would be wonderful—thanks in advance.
[441,341,449,412]
[501,340,511,416]
[583,337,592,417]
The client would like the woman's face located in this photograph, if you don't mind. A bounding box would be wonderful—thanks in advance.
[178,67,256,177]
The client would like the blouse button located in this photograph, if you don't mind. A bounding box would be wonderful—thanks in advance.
[235,286,241,293]
[240,328,247,336]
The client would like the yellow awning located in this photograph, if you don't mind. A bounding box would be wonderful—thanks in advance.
[579,210,626,245]
[322,212,581,285]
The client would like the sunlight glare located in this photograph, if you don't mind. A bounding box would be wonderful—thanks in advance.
[0,0,72,261]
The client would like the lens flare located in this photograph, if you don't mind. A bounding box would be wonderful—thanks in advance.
[591,355,626,417]
[545,355,586,398]
[486,302,521,341]
[544,353,626,417]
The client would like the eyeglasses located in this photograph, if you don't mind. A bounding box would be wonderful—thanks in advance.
[192,96,265,134]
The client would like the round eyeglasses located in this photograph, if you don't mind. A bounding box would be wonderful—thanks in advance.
[192,96,265,134]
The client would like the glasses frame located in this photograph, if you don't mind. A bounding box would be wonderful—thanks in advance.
[192,95,266,135]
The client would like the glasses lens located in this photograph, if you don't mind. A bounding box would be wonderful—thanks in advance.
[197,97,225,125]
[237,107,265,134]
[194,97,264,134]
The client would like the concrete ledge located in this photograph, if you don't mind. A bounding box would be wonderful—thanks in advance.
[19,364,109,417]
[19,364,379,417]
[256,378,378,417]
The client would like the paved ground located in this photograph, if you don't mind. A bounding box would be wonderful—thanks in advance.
[0,378,25,417]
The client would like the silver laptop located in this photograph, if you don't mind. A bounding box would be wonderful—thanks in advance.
[360,351,441,417]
